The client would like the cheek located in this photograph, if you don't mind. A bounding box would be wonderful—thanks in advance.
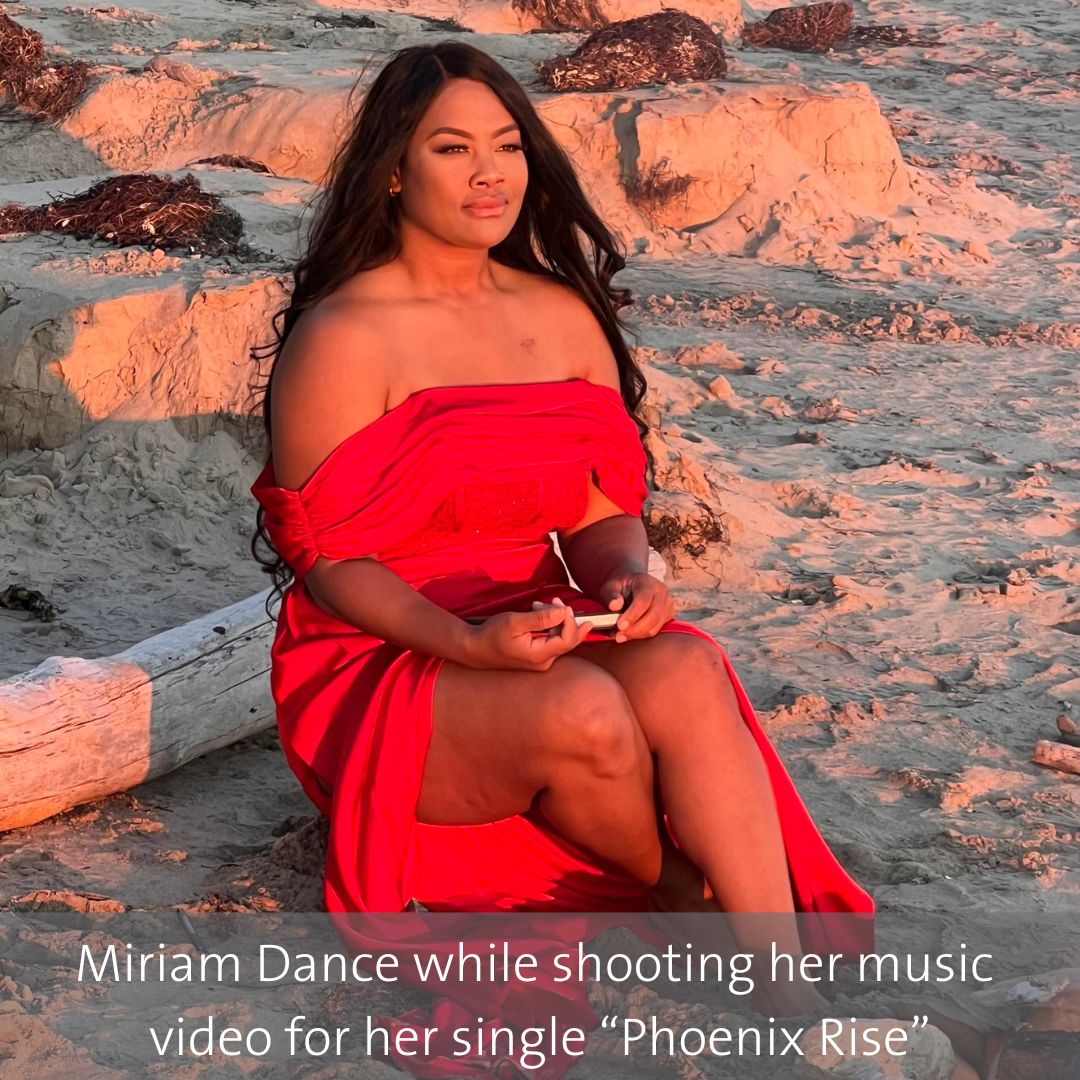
[407,166,464,219]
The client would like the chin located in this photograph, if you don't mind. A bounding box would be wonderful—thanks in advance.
[460,223,517,246]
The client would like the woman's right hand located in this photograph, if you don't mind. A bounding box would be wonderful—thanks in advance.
[461,600,593,671]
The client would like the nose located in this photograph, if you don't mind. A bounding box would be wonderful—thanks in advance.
[471,147,505,188]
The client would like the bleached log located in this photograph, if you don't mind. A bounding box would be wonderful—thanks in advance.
[0,589,278,833]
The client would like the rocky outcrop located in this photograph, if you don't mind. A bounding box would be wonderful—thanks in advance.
[626,81,911,237]
[58,68,910,261]
[0,254,285,455]
[308,0,744,38]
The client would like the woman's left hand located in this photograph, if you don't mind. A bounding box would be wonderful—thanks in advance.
[596,571,675,643]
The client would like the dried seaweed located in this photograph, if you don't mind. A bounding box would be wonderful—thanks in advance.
[512,0,608,32]
[624,157,695,212]
[536,11,727,92]
[186,153,274,175]
[0,173,244,256]
[0,584,57,622]
[646,504,728,559]
[311,13,377,30]
[0,14,91,122]
[743,1,854,54]
[418,16,473,33]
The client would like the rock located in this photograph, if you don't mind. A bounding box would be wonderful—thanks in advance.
[0,266,286,455]
[33,450,66,483]
[0,472,55,499]
[307,0,744,38]
[707,374,733,398]
[674,341,746,370]
[0,1012,125,1079]
[642,366,711,415]
[143,56,219,89]
[8,889,128,913]
[631,81,911,238]
[1032,741,1080,777]
[56,64,906,251]
[143,481,183,505]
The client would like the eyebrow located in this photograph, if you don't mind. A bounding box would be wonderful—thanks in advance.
[426,123,521,140]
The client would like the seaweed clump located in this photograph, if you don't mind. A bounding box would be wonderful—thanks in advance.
[536,11,727,91]
[744,3,930,52]
[0,173,245,256]
[0,14,91,122]
[513,0,608,32]
[743,2,854,53]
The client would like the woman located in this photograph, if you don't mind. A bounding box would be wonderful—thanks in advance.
[250,41,873,1078]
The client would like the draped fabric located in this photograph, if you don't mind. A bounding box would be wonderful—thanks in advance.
[250,377,874,1078]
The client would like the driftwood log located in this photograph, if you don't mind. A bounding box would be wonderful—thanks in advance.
[0,589,277,832]
[1032,740,1080,777]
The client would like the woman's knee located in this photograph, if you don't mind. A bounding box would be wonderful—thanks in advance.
[637,635,739,715]
[538,656,649,777]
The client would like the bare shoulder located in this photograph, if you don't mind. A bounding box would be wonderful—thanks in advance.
[517,272,622,391]
[269,300,388,491]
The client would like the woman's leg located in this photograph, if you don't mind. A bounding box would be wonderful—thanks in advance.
[570,629,996,1074]
[419,653,663,888]
[573,634,796,910]
[572,631,833,1013]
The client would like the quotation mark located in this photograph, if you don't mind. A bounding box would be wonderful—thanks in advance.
[912,1015,929,1030]
[600,1014,619,1029]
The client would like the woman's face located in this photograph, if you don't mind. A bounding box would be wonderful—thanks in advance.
[393,77,528,249]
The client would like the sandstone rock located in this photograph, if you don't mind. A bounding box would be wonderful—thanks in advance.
[58,62,907,267]
[0,253,286,455]
[62,71,348,180]
[632,81,910,240]
[308,0,743,37]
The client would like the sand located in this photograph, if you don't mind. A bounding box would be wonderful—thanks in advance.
[0,0,1078,1075]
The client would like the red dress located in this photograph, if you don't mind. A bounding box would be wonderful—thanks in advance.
[251,377,874,1077]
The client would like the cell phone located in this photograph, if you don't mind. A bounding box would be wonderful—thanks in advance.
[574,612,621,630]
[462,611,623,631]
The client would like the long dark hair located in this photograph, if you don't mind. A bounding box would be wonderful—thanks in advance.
[250,41,649,611]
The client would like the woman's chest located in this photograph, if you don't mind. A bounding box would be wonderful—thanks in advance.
[397,464,591,552]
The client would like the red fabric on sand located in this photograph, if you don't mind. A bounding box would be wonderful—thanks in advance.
[251,378,874,1078]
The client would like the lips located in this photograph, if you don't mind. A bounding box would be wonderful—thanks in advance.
[464,197,506,209]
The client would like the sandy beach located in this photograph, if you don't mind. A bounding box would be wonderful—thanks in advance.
[1,1,1077,1075]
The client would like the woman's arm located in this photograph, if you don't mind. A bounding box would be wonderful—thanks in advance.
[270,307,477,666]
[558,484,650,601]
[304,557,477,666]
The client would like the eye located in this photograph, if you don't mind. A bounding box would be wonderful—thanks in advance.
[436,143,525,154]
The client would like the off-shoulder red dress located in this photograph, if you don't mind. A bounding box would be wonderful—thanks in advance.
[251,377,873,1077]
